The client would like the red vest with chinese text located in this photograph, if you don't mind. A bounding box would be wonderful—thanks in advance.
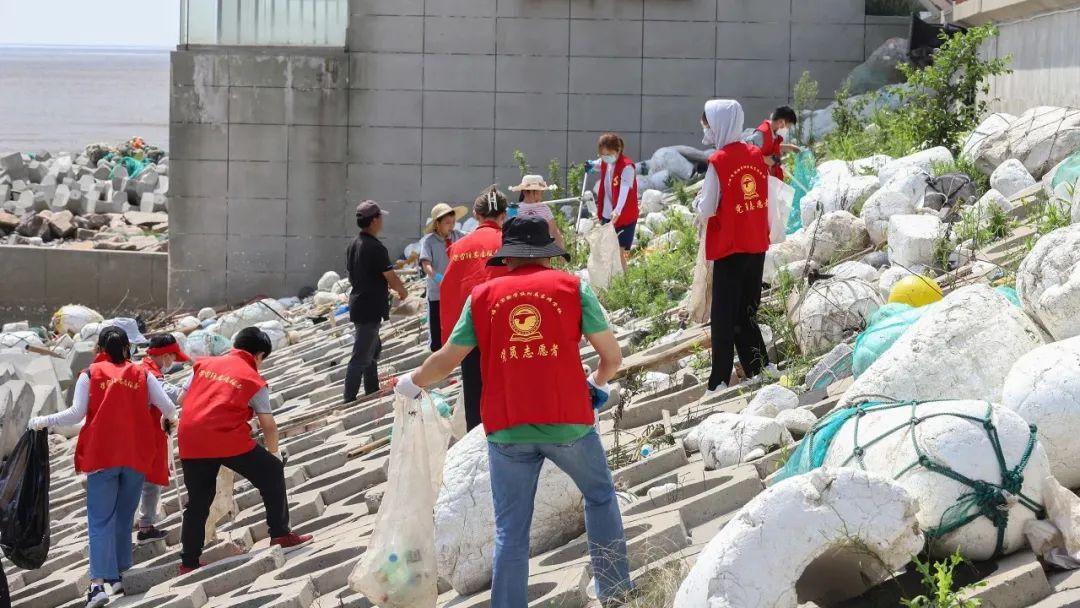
[755,119,784,180]
[470,266,593,434]
[139,358,171,486]
[705,142,771,261]
[439,221,509,345]
[75,360,159,479]
[178,350,267,459]
[597,153,639,228]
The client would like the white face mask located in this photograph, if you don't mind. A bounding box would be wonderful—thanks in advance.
[702,125,716,147]
[601,154,617,164]
[777,127,790,140]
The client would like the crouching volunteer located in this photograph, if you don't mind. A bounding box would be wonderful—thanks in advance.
[746,105,801,180]
[696,99,773,397]
[136,333,190,543]
[395,216,635,607]
[439,185,509,431]
[176,327,311,574]
[29,327,178,607]
[591,132,639,269]
[419,203,466,351]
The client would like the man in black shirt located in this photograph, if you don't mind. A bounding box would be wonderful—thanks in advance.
[344,200,408,402]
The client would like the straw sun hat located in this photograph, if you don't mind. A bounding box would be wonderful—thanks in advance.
[508,174,558,193]
[426,202,468,232]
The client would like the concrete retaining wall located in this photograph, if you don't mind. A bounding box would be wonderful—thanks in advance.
[0,246,168,325]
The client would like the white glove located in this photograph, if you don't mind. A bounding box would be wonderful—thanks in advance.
[394,372,423,400]
[270,448,288,465]
[28,417,48,431]
[587,372,611,395]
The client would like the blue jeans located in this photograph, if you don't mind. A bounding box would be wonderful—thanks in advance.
[86,466,145,581]
[487,430,633,604]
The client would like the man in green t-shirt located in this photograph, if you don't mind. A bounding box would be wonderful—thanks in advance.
[393,217,634,607]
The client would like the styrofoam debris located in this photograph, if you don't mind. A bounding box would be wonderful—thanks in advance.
[990,158,1037,199]
[691,412,793,470]
[791,278,882,356]
[886,214,943,273]
[743,384,799,418]
[1016,224,1080,341]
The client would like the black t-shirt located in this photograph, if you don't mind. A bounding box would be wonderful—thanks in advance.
[346,232,393,323]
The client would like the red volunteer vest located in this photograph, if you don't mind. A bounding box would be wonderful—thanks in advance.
[75,360,160,480]
[470,266,593,434]
[755,120,784,180]
[177,350,267,459]
[705,142,771,261]
[140,358,171,486]
[597,153,639,228]
[439,221,509,346]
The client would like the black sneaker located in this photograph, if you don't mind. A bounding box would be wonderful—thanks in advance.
[136,526,168,544]
[86,584,109,607]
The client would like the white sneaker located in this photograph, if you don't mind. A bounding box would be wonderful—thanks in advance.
[701,383,728,400]
[108,580,124,595]
[85,584,109,608]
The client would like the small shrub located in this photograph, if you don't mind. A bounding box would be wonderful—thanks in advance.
[513,149,530,176]
[793,70,820,145]
[931,157,990,197]
[901,549,985,608]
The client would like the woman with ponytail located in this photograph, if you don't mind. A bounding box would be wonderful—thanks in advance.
[29,326,178,607]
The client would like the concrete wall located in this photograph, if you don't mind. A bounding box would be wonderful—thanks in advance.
[0,246,167,325]
[168,1,908,309]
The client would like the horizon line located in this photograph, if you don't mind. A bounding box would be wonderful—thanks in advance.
[0,43,173,51]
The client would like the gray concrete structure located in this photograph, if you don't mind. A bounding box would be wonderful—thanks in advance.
[169,1,907,309]
[0,246,167,324]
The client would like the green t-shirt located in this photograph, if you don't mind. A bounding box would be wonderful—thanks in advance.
[449,281,609,444]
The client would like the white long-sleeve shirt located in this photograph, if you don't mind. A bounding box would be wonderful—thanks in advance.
[38,372,177,428]
[695,164,722,222]
[601,161,636,220]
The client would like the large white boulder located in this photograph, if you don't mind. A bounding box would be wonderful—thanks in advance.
[800,175,879,227]
[803,211,871,265]
[974,188,1014,217]
[791,278,883,356]
[776,408,818,435]
[861,189,918,245]
[852,154,893,176]
[215,299,287,339]
[881,168,930,207]
[886,214,943,272]
[961,112,1015,163]
[1002,336,1080,488]
[990,158,1037,199]
[879,147,954,186]
[743,384,799,418]
[830,261,881,284]
[435,427,584,594]
[1016,224,1080,341]
[639,189,664,214]
[823,400,1052,560]
[650,147,695,181]
[675,468,923,608]
[840,285,1046,408]
[978,106,1080,178]
[692,412,793,470]
[763,238,808,284]
[317,271,340,292]
[877,265,913,300]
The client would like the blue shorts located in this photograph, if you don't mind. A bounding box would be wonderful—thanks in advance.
[600,218,636,250]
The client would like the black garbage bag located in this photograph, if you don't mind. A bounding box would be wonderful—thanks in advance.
[923,172,979,221]
[0,430,50,570]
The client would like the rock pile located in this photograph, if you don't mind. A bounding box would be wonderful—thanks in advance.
[0,139,169,251]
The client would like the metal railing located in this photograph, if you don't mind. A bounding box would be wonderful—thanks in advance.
[180,0,347,46]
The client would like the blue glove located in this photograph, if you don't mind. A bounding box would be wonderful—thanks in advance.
[434,272,444,284]
[584,159,599,175]
[587,373,610,411]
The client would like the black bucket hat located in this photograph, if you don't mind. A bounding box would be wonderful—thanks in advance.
[487,216,570,267]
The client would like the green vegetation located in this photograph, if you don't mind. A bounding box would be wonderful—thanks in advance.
[932,157,989,196]
[599,212,698,317]
[513,149,530,176]
[758,269,815,386]
[901,549,985,608]
[793,71,820,146]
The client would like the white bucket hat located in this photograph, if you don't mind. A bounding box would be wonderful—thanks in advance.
[509,174,558,193]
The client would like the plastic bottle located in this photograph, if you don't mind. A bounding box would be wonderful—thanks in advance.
[381,553,411,589]
[640,443,654,458]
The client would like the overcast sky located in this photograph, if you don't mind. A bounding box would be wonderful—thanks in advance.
[0,0,180,48]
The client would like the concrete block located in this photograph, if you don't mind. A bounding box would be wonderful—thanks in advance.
[348,52,423,90]
[641,95,708,132]
[348,90,422,127]
[865,21,910,58]
[569,57,643,94]
[1032,589,1080,607]
[285,236,345,275]
[496,17,568,55]
[496,0,569,17]
[348,15,424,53]
[168,196,227,236]
[288,88,349,126]
[226,54,290,87]
[494,130,568,169]
[643,58,715,96]
[287,54,348,90]
[168,234,227,272]
[644,20,718,58]
[347,127,421,164]
[228,87,287,125]
[227,161,288,199]
[1,152,29,182]
[42,250,99,306]
[227,198,287,237]
[793,0,863,23]
[170,85,229,124]
[286,197,352,237]
[422,91,494,128]
[346,163,421,202]
[425,0,496,16]
[496,55,569,93]
[422,54,495,92]
[570,0,643,19]
[716,59,789,98]
[792,24,865,61]
[171,50,230,87]
[288,162,347,201]
[569,19,644,57]
[644,0,716,19]
[963,551,1052,608]
[351,0,423,15]
[569,130,640,164]
[716,21,789,60]
[226,271,287,304]
[495,93,568,131]
[96,252,160,310]
[740,97,789,127]
[228,125,288,162]
[170,267,227,309]
[226,236,286,273]
[421,165,495,206]
[425,16,496,54]
[716,0,791,22]
[288,126,348,163]
[422,129,495,166]
[567,94,641,132]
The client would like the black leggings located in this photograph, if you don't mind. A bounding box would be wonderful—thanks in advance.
[180,445,290,568]
[461,348,483,431]
[709,253,769,390]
